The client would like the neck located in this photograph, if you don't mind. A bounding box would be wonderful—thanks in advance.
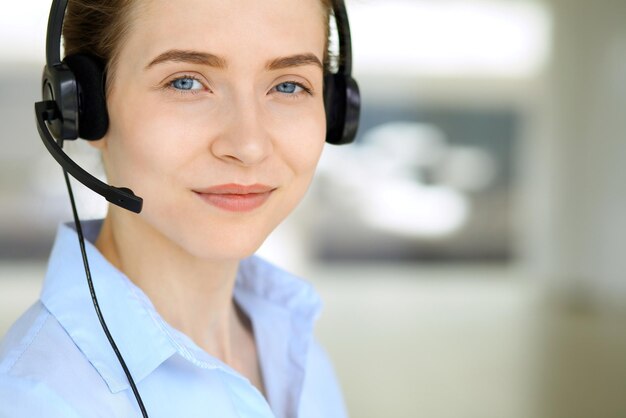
[94,209,244,363]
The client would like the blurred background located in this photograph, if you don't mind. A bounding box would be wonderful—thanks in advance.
[1,0,625,417]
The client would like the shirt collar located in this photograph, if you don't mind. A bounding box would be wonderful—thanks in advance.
[40,220,178,393]
[234,257,322,415]
[40,219,322,396]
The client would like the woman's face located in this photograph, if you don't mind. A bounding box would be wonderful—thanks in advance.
[98,0,328,259]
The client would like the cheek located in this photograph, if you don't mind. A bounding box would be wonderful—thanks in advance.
[273,98,327,170]
[272,106,326,206]
[104,94,203,192]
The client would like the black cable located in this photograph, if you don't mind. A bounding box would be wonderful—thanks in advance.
[62,168,149,418]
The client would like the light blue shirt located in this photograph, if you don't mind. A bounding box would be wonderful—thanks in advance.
[0,220,347,418]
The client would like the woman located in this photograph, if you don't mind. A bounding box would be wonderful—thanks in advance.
[0,0,359,416]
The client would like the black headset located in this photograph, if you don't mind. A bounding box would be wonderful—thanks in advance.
[34,1,360,417]
[35,0,361,216]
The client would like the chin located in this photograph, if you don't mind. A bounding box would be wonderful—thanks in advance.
[183,237,265,263]
[167,218,273,262]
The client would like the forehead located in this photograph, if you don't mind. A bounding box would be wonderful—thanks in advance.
[122,0,327,70]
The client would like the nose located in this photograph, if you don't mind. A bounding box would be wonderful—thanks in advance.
[210,92,273,167]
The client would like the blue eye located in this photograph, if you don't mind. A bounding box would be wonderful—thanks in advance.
[275,82,304,94]
[170,77,203,91]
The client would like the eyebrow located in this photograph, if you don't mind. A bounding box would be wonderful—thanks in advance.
[145,49,323,71]
[266,53,323,71]
[145,50,227,70]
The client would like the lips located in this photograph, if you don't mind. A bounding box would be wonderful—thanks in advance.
[193,183,276,212]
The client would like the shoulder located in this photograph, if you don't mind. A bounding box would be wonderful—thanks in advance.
[0,302,93,380]
[0,303,83,417]
[300,337,349,418]
[1,302,53,375]
[0,373,84,418]
[0,302,111,417]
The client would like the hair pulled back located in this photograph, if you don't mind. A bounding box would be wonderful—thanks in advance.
[62,0,335,92]
[63,0,137,91]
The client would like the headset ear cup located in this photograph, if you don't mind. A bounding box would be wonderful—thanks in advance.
[324,73,361,145]
[342,76,361,144]
[63,53,109,140]
[324,73,345,144]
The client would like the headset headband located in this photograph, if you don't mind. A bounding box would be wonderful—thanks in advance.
[333,0,353,76]
[46,0,66,67]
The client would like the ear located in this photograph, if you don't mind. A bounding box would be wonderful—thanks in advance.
[87,134,108,150]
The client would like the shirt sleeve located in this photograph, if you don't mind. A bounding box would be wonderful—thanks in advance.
[0,374,84,418]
